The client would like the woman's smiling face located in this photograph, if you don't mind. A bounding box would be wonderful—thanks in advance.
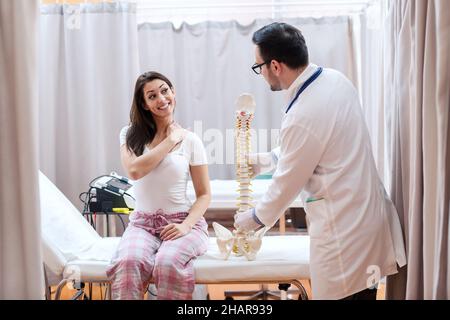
[142,79,175,118]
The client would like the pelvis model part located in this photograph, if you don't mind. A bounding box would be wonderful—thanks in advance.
[213,222,270,261]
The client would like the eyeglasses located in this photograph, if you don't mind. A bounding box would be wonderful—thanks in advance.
[251,61,270,75]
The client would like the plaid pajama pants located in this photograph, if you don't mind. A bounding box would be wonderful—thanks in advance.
[106,209,209,300]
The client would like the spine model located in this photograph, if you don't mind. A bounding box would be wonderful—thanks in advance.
[212,93,268,261]
[233,94,256,255]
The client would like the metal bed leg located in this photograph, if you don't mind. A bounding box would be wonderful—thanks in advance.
[71,289,84,300]
[224,281,308,301]
[107,283,112,300]
[278,283,291,300]
[291,280,309,300]
[43,264,52,300]
[69,282,87,300]
[54,279,69,300]
[224,284,281,300]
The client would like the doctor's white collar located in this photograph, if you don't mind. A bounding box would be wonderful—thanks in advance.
[286,63,319,103]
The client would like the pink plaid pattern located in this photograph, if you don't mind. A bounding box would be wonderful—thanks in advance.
[106,210,208,300]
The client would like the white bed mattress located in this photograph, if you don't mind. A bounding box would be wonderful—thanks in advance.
[64,235,310,283]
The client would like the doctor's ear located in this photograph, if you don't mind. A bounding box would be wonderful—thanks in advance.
[270,60,282,76]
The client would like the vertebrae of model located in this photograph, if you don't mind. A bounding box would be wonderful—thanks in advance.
[235,94,255,214]
[232,94,256,257]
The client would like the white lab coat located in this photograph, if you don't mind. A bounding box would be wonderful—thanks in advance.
[255,64,407,300]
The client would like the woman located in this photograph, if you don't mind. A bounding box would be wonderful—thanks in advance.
[106,71,211,300]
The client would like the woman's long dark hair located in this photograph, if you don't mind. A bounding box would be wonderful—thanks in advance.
[126,71,174,156]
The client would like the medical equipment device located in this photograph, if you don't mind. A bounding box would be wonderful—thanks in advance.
[80,172,135,213]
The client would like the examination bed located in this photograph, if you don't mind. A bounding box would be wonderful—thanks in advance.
[40,172,310,300]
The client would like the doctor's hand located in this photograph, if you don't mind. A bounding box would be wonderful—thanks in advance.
[160,223,191,241]
[234,208,264,232]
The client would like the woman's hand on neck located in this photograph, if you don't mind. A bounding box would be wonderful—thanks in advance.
[154,116,174,138]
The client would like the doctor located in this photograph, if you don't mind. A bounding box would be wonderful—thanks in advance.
[234,22,407,300]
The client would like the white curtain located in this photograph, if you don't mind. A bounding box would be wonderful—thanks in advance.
[359,0,388,182]
[0,0,44,299]
[138,16,359,179]
[39,2,140,209]
[380,0,450,299]
[39,6,359,205]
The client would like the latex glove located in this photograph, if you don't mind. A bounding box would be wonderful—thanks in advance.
[248,152,277,179]
[234,208,265,232]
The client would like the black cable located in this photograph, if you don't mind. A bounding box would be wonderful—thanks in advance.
[88,174,112,187]
[81,186,95,214]
[147,285,157,297]
[117,214,126,232]
[79,191,88,203]
[123,192,135,200]
[80,192,89,215]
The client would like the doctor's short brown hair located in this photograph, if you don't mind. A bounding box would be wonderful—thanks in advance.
[252,22,309,70]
